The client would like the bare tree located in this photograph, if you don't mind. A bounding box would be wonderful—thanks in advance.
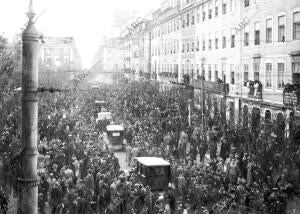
[0,36,22,191]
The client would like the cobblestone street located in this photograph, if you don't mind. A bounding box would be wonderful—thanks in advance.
[114,151,132,171]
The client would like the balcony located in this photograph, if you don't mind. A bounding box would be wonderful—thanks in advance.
[139,72,151,80]
[283,83,300,110]
[159,72,178,83]
[244,80,263,100]
[192,78,229,94]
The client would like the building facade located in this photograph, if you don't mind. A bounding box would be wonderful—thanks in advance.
[92,37,124,73]
[100,0,300,128]
[39,37,82,87]
[130,21,152,79]
[39,37,82,72]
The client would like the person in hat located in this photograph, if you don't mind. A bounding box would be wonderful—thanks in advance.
[117,175,128,213]
[144,186,155,213]
[177,172,187,203]
[247,155,255,186]
[85,169,95,196]
[164,198,172,214]
[236,178,247,204]
[154,195,165,214]
[182,203,191,214]
[229,154,238,189]
[50,181,63,214]
[38,175,49,213]
[126,141,132,166]
[208,127,218,160]
[38,192,46,214]
[76,188,89,214]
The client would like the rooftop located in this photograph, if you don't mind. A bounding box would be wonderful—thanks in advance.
[42,37,75,46]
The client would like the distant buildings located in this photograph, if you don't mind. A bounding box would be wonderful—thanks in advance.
[94,0,300,129]
[128,20,152,79]
[92,37,124,73]
[39,36,82,87]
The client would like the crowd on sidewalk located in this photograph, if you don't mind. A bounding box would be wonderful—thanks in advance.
[1,80,300,214]
[109,81,300,213]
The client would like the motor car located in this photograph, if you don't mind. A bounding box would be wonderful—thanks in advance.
[135,157,170,191]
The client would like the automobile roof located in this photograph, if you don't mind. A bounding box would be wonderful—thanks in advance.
[106,125,124,131]
[136,157,170,166]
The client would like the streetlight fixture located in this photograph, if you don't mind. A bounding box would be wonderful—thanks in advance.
[201,58,206,139]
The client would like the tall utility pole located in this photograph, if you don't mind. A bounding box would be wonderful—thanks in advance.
[201,58,206,139]
[188,98,191,126]
[18,1,40,213]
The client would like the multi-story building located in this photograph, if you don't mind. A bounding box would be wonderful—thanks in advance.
[151,0,300,129]
[39,37,82,87]
[39,37,82,72]
[100,37,124,73]
[131,20,152,79]
[151,1,181,88]
[238,0,300,130]
[102,0,300,128]
[97,20,152,81]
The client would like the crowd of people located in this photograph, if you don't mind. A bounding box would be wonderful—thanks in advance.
[107,80,300,213]
[0,78,300,213]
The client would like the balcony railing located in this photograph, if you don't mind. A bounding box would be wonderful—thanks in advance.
[159,72,178,83]
[192,78,229,94]
[139,72,151,79]
[244,81,263,99]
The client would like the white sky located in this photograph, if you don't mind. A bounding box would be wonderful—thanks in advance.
[0,0,161,68]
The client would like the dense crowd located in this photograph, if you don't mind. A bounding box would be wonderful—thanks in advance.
[0,79,300,214]
[106,80,300,213]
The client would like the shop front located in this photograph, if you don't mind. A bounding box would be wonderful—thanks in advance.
[192,79,229,120]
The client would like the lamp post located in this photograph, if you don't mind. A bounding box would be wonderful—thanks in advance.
[201,58,206,140]
[188,98,192,127]
[18,1,40,213]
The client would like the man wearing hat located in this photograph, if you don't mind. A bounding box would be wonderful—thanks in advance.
[85,169,95,196]
[117,175,128,213]
[144,186,154,213]
[229,154,238,189]
[154,195,165,214]
[125,142,132,166]
[208,126,218,160]
[177,172,187,204]
[50,181,63,214]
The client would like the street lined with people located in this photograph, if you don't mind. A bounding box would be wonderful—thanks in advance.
[1,79,300,214]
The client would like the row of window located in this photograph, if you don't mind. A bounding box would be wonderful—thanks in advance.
[156,63,179,74]
[182,0,239,29]
[151,18,180,39]
[44,48,71,56]
[152,0,242,39]
[180,62,286,90]
[152,41,180,56]
[151,11,300,56]
[154,60,300,91]
[180,63,225,83]
[152,5,300,45]
[245,12,300,45]
[243,62,286,90]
